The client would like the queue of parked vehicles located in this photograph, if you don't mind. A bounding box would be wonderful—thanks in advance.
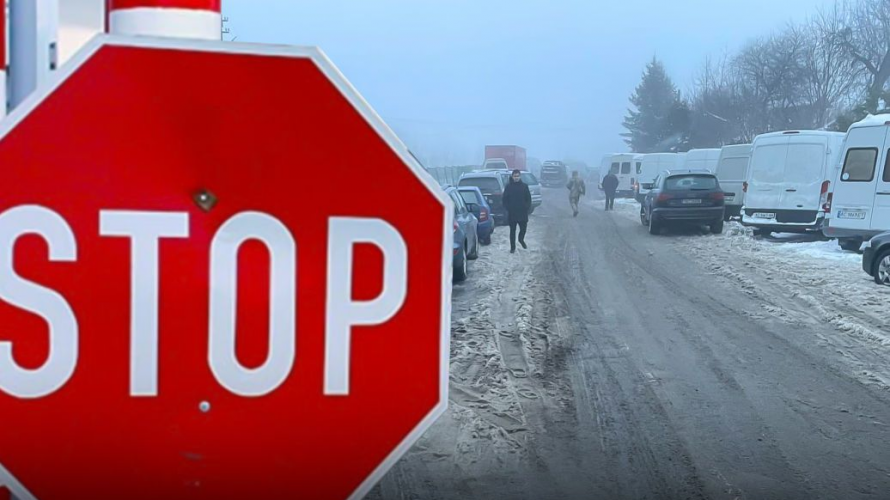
[602,113,890,286]
[442,146,548,283]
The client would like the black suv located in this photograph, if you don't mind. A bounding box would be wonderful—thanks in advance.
[458,171,508,225]
[641,170,725,235]
[863,232,890,286]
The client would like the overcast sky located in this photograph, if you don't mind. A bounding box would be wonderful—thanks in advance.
[62,0,833,167]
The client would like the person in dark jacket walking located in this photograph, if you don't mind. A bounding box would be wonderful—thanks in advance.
[602,172,619,211]
[502,169,532,253]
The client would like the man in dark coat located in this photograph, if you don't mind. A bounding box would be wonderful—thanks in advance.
[502,169,532,253]
[602,172,619,211]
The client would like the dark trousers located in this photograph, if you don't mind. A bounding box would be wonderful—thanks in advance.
[509,220,528,250]
[605,192,616,211]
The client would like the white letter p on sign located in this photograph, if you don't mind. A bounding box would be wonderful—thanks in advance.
[325,218,407,396]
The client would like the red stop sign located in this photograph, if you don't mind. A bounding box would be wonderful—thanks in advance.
[0,36,451,500]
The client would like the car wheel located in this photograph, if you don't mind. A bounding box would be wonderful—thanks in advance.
[453,245,468,282]
[874,249,890,286]
[648,213,661,235]
[710,220,724,234]
[839,238,863,252]
[640,206,647,226]
[468,237,479,260]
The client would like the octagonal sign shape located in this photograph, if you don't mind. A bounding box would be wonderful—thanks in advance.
[0,36,452,500]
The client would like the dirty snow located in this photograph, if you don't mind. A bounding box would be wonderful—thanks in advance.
[609,195,890,390]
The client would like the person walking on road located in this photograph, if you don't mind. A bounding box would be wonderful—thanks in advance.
[602,171,619,211]
[566,171,586,217]
[502,169,532,254]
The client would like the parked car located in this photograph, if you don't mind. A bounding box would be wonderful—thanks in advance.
[458,171,508,225]
[458,186,494,245]
[741,130,845,235]
[540,160,568,187]
[822,115,890,251]
[444,186,479,282]
[862,231,890,285]
[635,153,685,203]
[714,144,753,221]
[641,170,725,235]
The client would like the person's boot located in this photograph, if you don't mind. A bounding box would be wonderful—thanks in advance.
[520,240,527,250]
[510,247,516,254]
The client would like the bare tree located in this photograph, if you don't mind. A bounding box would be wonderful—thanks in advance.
[835,0,890,111]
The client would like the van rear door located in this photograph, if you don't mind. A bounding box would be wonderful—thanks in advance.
[833,126,886,231]
[746,137,790,210]
[873,134,890,231]
[781,142,827,211]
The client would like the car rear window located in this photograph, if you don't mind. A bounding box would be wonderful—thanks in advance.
[521,173,539,185]
[665,175,718,190]
[841,148,878,182]
[621,162,631,174]
[459,190,482,205]
[459,177,500,193]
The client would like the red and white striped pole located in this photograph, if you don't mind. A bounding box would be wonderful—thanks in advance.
[1,0,7,119]
[106,0,221,40]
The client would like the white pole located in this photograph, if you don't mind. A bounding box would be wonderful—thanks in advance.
[8,0,57,110]
[1,0,7,119]
[107,0,221,40]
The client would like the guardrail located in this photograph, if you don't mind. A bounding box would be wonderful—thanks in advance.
[424,166,479,187]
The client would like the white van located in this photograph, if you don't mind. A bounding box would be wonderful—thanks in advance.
[635,153,685,202]
[684,148,721,172]
[599,153,638,197]
[823,115,890,250]
[742,130,845,234]
[714,144,753,220]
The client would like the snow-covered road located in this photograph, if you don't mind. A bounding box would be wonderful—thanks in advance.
[370,189,890,500]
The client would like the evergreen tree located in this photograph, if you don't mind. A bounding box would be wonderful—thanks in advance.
[622,57,686,153]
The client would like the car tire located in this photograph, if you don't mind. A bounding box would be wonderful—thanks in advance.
[640,206,647,226]
[481,235,492,246]
[468,238,479,260]
[874,249,890,286]
[648,213,661,235]
[453,245,468,282]
[839,238,863,252]
[711,220,724,234]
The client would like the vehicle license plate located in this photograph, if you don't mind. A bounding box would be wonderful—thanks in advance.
[837,210,867,220]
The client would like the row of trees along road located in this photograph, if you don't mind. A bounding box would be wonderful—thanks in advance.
[622,0,890,153]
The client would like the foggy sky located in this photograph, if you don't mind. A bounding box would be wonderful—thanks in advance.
[61,0,832,167]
